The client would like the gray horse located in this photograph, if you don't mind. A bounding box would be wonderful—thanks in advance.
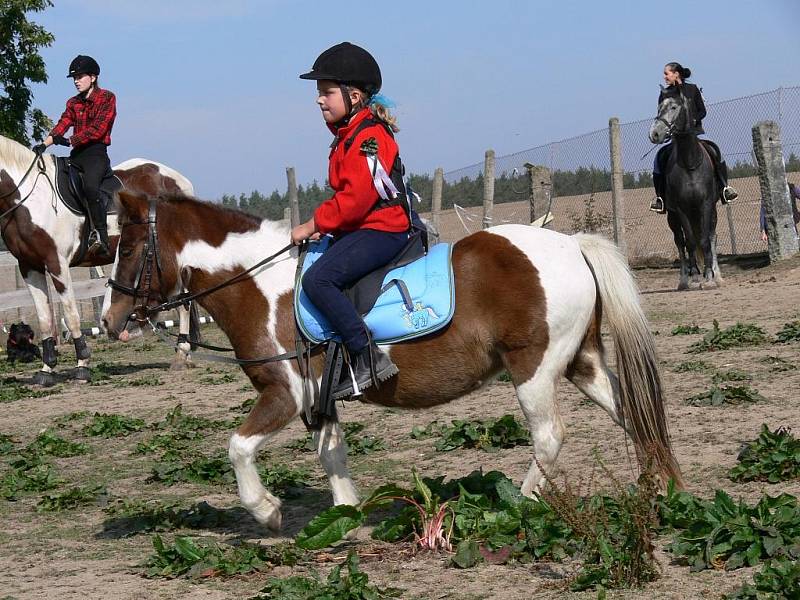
[649,94,722,290]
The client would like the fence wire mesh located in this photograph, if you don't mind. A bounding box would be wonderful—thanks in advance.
[424,86,800,262]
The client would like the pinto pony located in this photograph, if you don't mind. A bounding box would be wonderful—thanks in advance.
[0,134,195,385]
[102,191,682,530]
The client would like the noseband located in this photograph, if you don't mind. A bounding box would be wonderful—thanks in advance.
[106,198,164,323]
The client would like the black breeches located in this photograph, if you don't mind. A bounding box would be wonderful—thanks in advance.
[70,144,110,205]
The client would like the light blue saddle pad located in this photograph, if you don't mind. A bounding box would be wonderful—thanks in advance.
[295,237,455,344]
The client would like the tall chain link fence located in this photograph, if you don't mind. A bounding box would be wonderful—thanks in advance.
[422,86,800,262]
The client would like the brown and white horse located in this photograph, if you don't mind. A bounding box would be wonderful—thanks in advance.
[103,191,683,530]
[0,134,195,386]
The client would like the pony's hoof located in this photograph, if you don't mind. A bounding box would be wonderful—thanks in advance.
[701,280,718,290]
[32,370,57,387]
[169,357,188,372]
[74,366,92,382]
[249,495,283,532]
[677,281,689,291]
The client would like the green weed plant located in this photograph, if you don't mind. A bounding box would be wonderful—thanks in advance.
[83,413,146,437]
[688,320,768,353]
[37,484,107,512]
[729,424,800,483]
[684,385,765,407]
[672,360,713,373]
[774,320,800,343]
[671,323,705,335]
[412,414,530,452]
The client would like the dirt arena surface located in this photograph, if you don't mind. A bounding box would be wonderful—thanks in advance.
[1,254,799,600]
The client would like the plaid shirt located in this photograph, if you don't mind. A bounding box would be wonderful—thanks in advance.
[50,87,116,149]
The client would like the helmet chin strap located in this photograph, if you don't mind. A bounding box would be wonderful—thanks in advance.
[333,84,365,129]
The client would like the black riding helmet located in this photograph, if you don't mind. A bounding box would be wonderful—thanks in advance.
[300,41,382,108]
[67,55,100,78]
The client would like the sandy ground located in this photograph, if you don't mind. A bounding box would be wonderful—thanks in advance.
[1,254,799,600]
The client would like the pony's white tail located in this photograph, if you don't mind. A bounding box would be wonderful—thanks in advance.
[575,233,683,487]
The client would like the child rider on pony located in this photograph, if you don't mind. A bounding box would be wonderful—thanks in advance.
[292,42,411,400]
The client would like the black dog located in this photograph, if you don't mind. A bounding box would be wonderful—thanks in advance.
[6,322,42,363]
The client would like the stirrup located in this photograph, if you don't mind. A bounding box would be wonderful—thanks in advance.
[721,186,738,204]
[649,197,666,214]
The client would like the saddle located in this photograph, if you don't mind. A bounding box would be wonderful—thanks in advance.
[54,156,122,217]
[657,139,722,171]
[294,229,455,426]
[55,156,122,264]
[296,230,455,344]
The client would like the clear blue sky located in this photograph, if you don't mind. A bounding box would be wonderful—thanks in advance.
[28,0,800,199]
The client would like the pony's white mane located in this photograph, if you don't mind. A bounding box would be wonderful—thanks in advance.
[0,134,37,177]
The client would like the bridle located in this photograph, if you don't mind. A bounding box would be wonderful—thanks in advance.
[106,198,164,323]
[0,153,54,221]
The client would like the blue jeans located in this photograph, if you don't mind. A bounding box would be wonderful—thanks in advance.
[302,229,409,353]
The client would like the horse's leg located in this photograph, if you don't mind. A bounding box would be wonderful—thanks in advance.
[505,348,563,497]
[668,213,690,290]
[700,201,720,289]
[313,418,360,506]
[169,304,194,371]
[565,322,623,428]
[682,215,702,289]
[21,268,59,386]
[711,231,723,284]
[51,261,92,381]
[228,385,299,531]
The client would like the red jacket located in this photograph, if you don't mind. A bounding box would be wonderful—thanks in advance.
[50,87,116,149]
[314,108,409,235]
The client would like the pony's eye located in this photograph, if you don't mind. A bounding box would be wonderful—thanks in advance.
[120,247,133,258]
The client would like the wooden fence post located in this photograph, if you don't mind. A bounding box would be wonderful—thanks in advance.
[608,117,628,255]
[525,163,551,225]
[286,167,300,228]
[482,149,495,229]
[431,167,443,243]
[752,120,799,261]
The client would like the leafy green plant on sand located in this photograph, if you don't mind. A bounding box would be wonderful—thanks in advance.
[688,320,768,353]
[774,320,800,343]
[672,360,713,373]
[671,323,705,335]
[684,385,765,407]
[659,485,800,571]
[725,557,800,599]
[37,484,107,512]
[82,413,146,437]
[1,452,61,500]
[0,378,60,403]
[711,369,751,384]
[760,355,797,372]
[251,551,402,599]
[411,414,530,452]
[102,499,240,537]
[113,375,163,388]
[27,429,89,457]
[144,535,303,579]
[729,424,800,483]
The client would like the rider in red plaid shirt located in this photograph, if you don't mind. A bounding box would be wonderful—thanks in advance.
[35,55,117,254]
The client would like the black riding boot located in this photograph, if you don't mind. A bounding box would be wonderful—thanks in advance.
[650,173,667,214]
[332,341,399,401]
[87,198,110,255]
[717,160,738,204]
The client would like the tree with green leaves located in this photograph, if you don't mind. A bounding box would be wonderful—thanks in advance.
[0,0,54,145]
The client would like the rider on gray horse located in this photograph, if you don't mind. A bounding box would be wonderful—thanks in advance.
[33,55,117,255]
[650,62,738,214]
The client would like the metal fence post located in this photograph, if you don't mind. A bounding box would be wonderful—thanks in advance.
[482,149,495,229]
[753,120,799,261]
[608,117,627,255]
[431,167,443,243]
[286,167,300,228]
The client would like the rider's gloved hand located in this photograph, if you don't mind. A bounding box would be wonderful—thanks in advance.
[32,143,47,155]
[52,135,69,146]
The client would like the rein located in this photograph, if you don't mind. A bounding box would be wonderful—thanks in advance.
[0,153,52,221]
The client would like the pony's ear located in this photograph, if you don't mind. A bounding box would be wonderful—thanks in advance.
[117,190,149,221]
